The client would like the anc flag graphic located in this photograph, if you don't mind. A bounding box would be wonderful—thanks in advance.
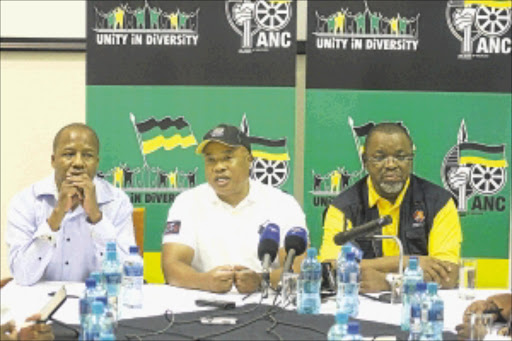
[130,113,197,155]
[248,136,290,161]
[459,142,508,168]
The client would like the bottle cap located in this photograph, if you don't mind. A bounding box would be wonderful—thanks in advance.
[96,296,108,307]
[92,301,104,315]
[307,248,317,258]
[408,257,418,270]
[346,252,355,261]
[106,242,116,252]
[347,322,360,334]
[90,272,101,282]
[416,282,426,292]
[341,244,352,254]
[85,277,96,288]
[106,250,117,261]
[335,312,348,324]
[427,282,438,294]
[129,245,139,254]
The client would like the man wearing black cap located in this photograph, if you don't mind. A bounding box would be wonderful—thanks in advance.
[161,124,307,293]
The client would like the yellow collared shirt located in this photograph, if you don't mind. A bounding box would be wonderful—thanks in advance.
[318,177,461,264]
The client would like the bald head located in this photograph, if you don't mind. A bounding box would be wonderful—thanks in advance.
[53,123,99,153]
[364,122,413,154]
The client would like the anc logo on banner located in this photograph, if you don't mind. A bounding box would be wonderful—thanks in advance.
[312,0,420,51]
[441,120,508,213]
[225,0,293,53]
[240,114,291,187]
[446,0,511,60]
[97,113,199,205]
[92,1,199,46]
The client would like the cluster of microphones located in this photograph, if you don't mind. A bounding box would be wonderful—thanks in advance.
[256,215,393,295]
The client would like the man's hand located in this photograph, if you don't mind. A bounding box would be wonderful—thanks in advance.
[455,300,499,340]
[233,265,261,294]
[1,320,17,341]
[204,266,235,293]
[47,178,82,230]
[18,314,54,341]
[360,267,389,293]
[418,256,456,287]
[67,174,102,223]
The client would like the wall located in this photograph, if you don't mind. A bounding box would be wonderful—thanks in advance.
[0,51,86,278]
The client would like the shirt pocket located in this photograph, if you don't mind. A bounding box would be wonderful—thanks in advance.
[405,227,428,255]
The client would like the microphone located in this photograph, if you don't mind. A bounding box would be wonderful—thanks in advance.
[258,223,280,276]
[281,227,308,276]
[333,216,392,246]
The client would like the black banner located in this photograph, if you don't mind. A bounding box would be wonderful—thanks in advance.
[87,0,296,86]
[307,0,511,92]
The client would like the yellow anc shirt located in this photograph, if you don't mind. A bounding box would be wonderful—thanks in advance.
[318,177,462,264]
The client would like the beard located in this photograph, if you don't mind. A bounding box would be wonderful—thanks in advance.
[380,181,404,195]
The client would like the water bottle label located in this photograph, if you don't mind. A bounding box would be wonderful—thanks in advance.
[124,265,143,276]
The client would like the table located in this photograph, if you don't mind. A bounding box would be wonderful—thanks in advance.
[0,281,508,339]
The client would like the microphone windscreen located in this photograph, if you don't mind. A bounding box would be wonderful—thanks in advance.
[284,227,308,255]
[258,223,280,262]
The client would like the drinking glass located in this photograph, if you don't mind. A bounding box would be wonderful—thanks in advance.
[459,258,477,300]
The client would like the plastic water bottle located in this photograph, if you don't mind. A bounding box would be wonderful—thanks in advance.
[401,257,424,331]
[297,248,322,315]
[336,252,360,317]
[79,298,91,341]
[423,282,443,340]
[86,301,114,341]
[122,246,144,309]
[409,282,427,341]
[336,245,352,273]
[343,322,363,340]
[90,272,107,297]
[96,296,117,334]
[327,312,349,340]
[102,247,122,322]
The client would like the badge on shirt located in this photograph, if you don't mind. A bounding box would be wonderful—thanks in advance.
[412,210,425,228]
[164,220,181,235]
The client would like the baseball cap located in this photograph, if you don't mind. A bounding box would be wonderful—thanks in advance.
[196,124,251,154]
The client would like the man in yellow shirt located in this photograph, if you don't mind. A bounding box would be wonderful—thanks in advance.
[319,123,461,292]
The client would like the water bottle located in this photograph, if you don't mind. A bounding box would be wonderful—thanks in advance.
[401,257,424,331]
[102,247,122,322]
[79,298,91,341]
[90,272,107,298]
[424,282,443,340]
[96,296,117,334]
[409,282,426,341]
[420,308,436,341]
[327,312,349,340]
[336,252,360,317]
[86,301,114,341]
[122,246,144,309]
[336,245,352,273]
[343,322,363,341]
[297,248,322,315]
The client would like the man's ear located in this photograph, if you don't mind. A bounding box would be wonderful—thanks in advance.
[362,153,368,169]
[51,154,55,168]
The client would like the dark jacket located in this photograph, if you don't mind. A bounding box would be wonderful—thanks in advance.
[330,174,453,259]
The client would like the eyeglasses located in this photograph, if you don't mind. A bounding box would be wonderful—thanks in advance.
[366,154,414,165]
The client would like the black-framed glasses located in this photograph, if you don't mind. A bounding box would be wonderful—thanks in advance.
[366,154,414,165]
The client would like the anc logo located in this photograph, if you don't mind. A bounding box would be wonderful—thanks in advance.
[446,0,512,60]
[92,1,199,46]
[225,0,293,53]
[441,120,508,213]
[313,0,420,51]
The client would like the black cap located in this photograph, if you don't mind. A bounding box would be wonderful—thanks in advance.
[196,124,251,154]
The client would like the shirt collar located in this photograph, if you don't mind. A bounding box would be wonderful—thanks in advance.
[206,179,257,209]
[33,173,115,204]
[367,176,410,208]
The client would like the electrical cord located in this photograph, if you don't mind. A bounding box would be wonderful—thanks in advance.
[123,309,194,341]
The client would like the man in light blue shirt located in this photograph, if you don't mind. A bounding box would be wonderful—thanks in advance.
[6,123,135,285]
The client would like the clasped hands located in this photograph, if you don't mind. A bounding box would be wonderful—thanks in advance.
[204,265,261,294]
[48,172,101,230]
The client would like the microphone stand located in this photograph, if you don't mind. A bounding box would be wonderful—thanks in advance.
[368,234,404,304]
[261,270,270,298]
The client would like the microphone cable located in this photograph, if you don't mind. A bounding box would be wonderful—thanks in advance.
[123,309,194,341]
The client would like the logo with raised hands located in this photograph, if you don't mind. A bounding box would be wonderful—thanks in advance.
[225,0,293,53]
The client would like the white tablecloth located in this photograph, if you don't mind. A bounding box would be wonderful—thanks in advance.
[0,280,508,335]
